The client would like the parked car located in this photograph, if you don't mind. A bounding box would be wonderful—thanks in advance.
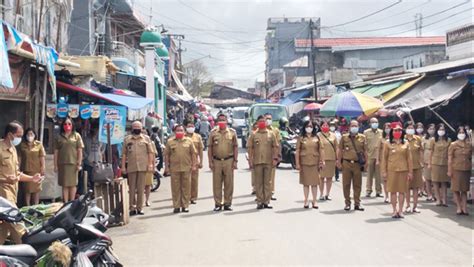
[231,106,248,138]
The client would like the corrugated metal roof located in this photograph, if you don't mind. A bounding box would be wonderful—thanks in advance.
[407,57,474,73]
[363,81,404,97]
[295,36,445,48]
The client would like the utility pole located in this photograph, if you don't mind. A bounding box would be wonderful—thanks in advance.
[309,19,318,101]
[164,34,185,79]
[415,13,423,37]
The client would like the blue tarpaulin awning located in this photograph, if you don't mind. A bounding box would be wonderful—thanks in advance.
[279,89,311,105]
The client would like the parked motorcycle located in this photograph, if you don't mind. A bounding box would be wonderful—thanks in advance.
[278,132,297,169]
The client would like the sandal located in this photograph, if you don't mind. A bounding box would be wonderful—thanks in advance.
[461,211,469,216]
[441,203,448,207]
[412,207,420,213]
[405,207,412,213]
[426,197,433,202]
[456,211,463,215]
[398,212,404,218]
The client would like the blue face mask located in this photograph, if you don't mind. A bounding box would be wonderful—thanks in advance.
[350,127,359,134]
[371,123,379,129]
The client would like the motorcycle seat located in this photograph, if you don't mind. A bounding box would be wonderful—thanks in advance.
[0,244,37,257]
[22,228,67,245]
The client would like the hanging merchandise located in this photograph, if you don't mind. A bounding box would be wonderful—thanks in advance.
[0,21,13,88]
[57,103,68,118]
[80,105,92,119]
[99,106,126,145]
[91,105,101,119]
[46,104,57,118]
[68,104,79,118]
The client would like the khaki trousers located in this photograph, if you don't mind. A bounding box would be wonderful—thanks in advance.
[342,161,362,206]
[251,171,255,192]
[171,171,191,209]
[253,163,272,205]
[0,222,25,245]
[213,159,234,206]
[271,167,276,192]
[128,172,146,211]
[191,170,199,201]
[365,158,382,194]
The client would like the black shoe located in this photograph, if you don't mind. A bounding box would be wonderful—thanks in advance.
[213,206,222,212]
[304,205,309,209]
[129,210,137,216]
[354,205,365,211]
[223,205,233,211]
[173,208,180,213]
[271,196,277,201]
[375,193,383,198]
[257,204,264,210]
[263,204,273,209]
[136,210,145,215]
[325,196,332,201]
[181,208,189,213]
[365,193,372,198]
[251,191,256,195]
[190,200,197,205]
[344,205,351,211]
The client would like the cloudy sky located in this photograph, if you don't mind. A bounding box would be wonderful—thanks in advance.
[133,0,472,88]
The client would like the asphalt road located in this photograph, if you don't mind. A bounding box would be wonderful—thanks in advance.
[109,149,473,266]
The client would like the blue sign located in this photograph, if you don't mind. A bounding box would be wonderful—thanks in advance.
[57,103,68,118]
[79,105,92,119]
[99,106,126,145]
[0,23,13,88]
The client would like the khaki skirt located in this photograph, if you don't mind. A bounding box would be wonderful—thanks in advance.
[58,164,78,187]
[299,165,320,186]
[320,160,336,178]
[408,168,423,189]
[431,165,449,183]
[145,172,154,186]
[387,171,408,193]
[423,163,431,181]
[23,171,42,193]
[451,170,470,192]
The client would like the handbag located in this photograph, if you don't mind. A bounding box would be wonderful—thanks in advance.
[350,136,366,168]
[92,162,114,183]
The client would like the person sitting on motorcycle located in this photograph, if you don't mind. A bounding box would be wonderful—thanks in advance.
[197,116,211,150]
[279,117,295,138]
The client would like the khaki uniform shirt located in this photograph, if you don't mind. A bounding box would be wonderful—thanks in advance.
[209,128,237,159]
[339,133,366,161]
[164,137,196,172]
[422,137,433,164]
[187,133,204,162]
[382,142,413,174]
[55,132,84,165]
[430,138,451,166]
[0,140,20,203]
[407,135,423,170]
[317,132,337,161]
[448,140,472,171]
[247,129,277,165]
[122,134,154,173]
[297,135,324,166]
[363,129,383,159]
[19,141,46,174]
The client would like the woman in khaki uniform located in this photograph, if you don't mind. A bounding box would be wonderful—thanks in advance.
[295,120,325,209]
[429,123,451,207]
[54,118,84,202]
[317,121,336,201]
[19,128,45,206]
[381,123,413,218]
[185,120,204,205]
[164,125,197,213]
[378,122,392,203]
[448,126,472,215]
[422,123,436,201]
[404,122,423,213]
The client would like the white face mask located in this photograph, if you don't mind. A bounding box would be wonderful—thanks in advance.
[27,136,35,143]
[371,123,379,129]
[12,137,21,146]
[385,128,391,135]
[457,133,466,141]
[265,119,272,126]
[416,128,423,134]
[305,127,313,134]
[406,129,415,135]
[437,130,445,137]
[350,127,359,134]
[186,127,195,134]
[329,126,336,132]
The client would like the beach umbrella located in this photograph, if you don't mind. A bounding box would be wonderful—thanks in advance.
[303,102,322,111]
[320,91,383,117]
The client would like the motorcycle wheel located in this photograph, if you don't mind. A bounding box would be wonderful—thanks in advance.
[241,137,246,149]
[290,154,297,169]
[151,172,162,192]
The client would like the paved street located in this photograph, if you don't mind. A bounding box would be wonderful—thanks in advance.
[109,149,473,266]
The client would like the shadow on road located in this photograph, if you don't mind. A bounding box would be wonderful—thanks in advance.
[320,209,353,215]
[151,205,174,210]
[180,210,216,218]
[234,200,257,206]
[223,208,260,216]
[275,207,313,214]
[138,212,178,219]
[365,217,402,224]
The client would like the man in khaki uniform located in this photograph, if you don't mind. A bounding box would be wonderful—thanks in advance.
[247,116,279,209]
[184,121,204,204]
[121,121,154,215]
[0,122,41,244]
[265,113,280,200]
[337,120,367,211]
[208,113,238,211]
[363,117,383,198]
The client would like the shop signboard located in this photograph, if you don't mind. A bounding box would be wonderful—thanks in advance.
[99,106,126,145]
[57,103,68,118]
[79,105,92,119]
[68,104,79,118]
[0,24,13,89]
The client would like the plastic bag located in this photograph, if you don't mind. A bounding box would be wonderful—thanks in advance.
[73,252,93,267]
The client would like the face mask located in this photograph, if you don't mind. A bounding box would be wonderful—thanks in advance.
[393,131,402,140]
[63,124,72,132]
[416,128,424,134]
[132,129,141,135]
[27,136,35,143]
[350,127,359,134]
[12,137,21,146]
[305,127,313,134]
[321,126,329,133]
[265,119,272,126]
[218,121,227,129]
[329,126,336,132]
[371,123,379,129]
[437,130,445,137]
[186,127,195,134]
[457,133,466,141]
[175,132,184,139]
[385,128,391,135]
[406,129,415,135]
[428,129,435,136]
[258,121,266,129]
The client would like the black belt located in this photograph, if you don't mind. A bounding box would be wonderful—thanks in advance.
[213,156,234,161]
[343,159,357,164]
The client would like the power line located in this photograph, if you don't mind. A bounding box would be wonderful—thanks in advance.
[182,39,265,45]
[325,0,402,28]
